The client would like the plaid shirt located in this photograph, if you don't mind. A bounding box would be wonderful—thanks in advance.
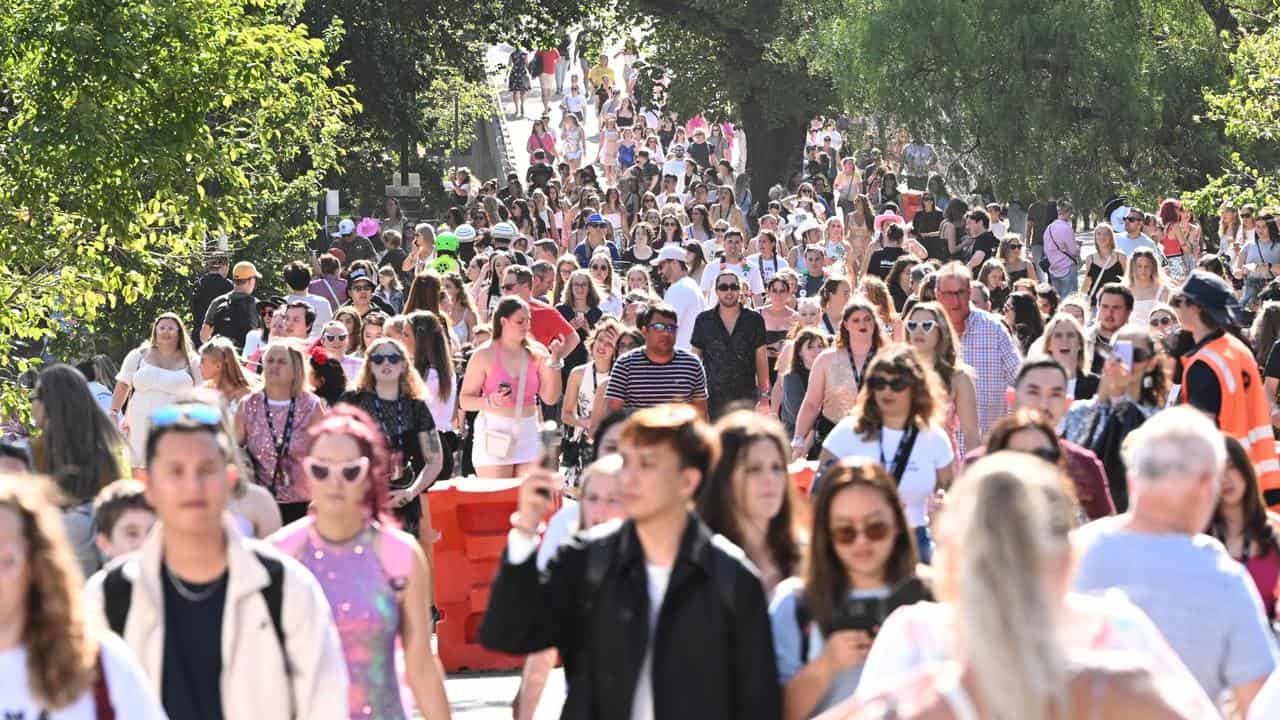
[958,308,1021,439]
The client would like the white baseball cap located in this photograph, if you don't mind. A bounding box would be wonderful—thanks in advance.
[331,218,355,238]
[650,244,689,265]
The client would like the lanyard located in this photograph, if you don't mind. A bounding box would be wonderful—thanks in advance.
[848,346,873,388]
[879,425,920,485]
[262,397,297,492]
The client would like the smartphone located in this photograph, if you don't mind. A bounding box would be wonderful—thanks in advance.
[497,382,512,395]
[1112,340,1135,372]
[536,421,561,498]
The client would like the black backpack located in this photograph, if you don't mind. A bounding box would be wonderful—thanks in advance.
[102,551,292,681]
[209,294,255,350]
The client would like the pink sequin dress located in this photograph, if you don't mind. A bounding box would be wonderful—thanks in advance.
[274,517,414,719]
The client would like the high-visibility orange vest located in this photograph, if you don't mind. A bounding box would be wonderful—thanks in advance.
[1182,332,1280,507]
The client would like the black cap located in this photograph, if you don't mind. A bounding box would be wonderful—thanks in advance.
[1180,270,1243,327]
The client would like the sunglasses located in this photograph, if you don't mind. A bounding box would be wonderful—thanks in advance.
[866,375,913,392]
[369,352,403,365]
[716,283,740,292]
[830,520,893,545]
[649,321,678,334]
[150,403,222,428]
[350,283,374,292]
[589,222,608,229]
[501,282,521,291]
[1150,315,1175,327]
[662,222,678,227]
[1008,243,1022,249]
[1170,295,1191,308]
[769,285,790,294]
[714,228,727,234]
[305,456,370,483]
[590,264,611,271]
[323,333,349,342]
[1125,216,1143,223]
[905,320,937,333]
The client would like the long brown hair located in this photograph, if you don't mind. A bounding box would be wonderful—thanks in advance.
[906,302,961,390]
[32,364,126,504]
[404,270,444,316]
[851,345,944,438]
[803,460,917,634]
[406,311,454,403]
[0,474,97,707]
[1211,436,1280,558]
[695,412,801,579]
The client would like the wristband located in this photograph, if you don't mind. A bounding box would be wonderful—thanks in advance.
[510,512,546,536]
[791,435,805,448]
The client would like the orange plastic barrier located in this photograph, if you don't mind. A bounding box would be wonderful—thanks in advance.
[429,476,536,672]
[901,190,924,225]
[790,460,818,498]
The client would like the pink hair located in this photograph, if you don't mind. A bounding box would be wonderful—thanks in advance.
[302,404,397,526]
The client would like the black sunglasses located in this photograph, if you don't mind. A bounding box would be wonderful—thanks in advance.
[369,353,403,365]
[716,283,740,292]
[866,375,913,392]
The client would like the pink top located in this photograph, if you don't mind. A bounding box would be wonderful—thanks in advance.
[481,350,541,406]
[273,517,415,719]
[242,391,322,504]
[1245,552,1280,619]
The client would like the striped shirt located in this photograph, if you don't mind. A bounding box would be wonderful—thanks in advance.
[605,348,708,409]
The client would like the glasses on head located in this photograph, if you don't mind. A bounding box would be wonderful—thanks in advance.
[323,333,349,342]
[716,283,740,292]
[305,456,370,483]
[830,520,893,545]
[150,403,222,428]
[905,320,937,334]
[648,321,678,334]
[1028,446,1061,464]
[0,545,26,576]
[866,375,913,392]
[369,352,403,365]
[1150,315,1175,327]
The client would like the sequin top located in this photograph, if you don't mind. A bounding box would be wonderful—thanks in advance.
[273,518,414,719]
[242,391,322,504]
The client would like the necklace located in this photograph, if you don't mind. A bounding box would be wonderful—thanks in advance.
[165,563,224,603]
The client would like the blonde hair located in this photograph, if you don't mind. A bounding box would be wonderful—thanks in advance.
[200,337,253,396]
[1040,313,1088,373]
[261,341,307,397]
[0,474,97,707]
[938,453,1074,720]
[354,337,426,400]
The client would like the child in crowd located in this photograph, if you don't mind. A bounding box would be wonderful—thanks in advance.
[92,479,156,561]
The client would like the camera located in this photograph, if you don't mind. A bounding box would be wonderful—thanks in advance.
[829,577,931,636]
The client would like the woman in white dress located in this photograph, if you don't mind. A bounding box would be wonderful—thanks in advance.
[110,312,202,469]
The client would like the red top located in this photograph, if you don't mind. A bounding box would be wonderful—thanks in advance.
[1245,552,1280,619]
[537,49,560,71]
[529,298,574,348]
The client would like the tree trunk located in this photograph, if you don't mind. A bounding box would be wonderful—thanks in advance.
[741,94,806,225]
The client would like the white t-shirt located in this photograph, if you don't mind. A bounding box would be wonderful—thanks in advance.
[0,634,166,719]
[656,191,688,208]
[423,367,458,431]
[700,260,765,305]
[1116,232,1157,258]
[564,93,587,114]
[822,421,953,527]
[663,276,704,351]
[630,563,672,720]
[536,500,581,571]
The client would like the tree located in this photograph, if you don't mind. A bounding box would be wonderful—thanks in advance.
[0,0,351,412]
[624,0,837,214]
[800,0,1232,209]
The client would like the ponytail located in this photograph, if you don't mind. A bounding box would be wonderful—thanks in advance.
[943,453,1074,720]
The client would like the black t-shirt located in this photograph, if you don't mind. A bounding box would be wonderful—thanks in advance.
[801,273,825,298]
[911,209,945,259]
[867,246,907,279]
[969,231,999,264]
[339,391,435,487]
[1264,339,1280,381]
[687,141,712,169]
[1027,201,1047,247]
[162,569,227,720]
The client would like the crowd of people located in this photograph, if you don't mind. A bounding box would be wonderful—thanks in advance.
[5,43,1280,720]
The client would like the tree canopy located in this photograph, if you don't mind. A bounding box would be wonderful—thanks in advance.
[0,0,351,410]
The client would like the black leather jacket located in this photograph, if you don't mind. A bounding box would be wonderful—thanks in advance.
[480,514,781,720]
